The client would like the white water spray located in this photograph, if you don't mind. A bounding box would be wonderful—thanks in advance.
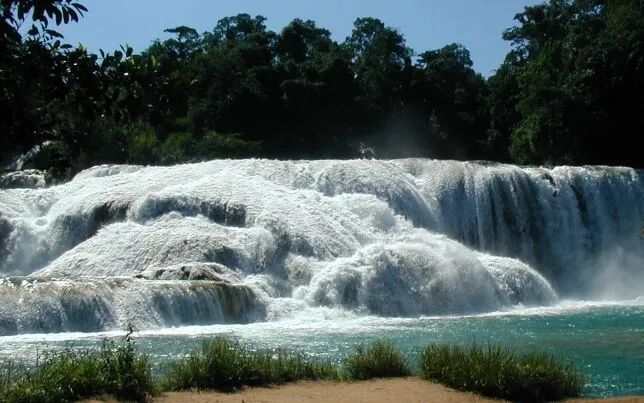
[0,159,641,335]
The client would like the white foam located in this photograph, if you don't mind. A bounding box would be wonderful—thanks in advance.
[0,159,642,335]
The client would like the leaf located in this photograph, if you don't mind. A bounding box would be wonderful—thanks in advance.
[28,25,39,36]
[60,44,73,49]
[126,46,134,58]
[62,7,70,24]
[45,30,65,39]
[73,3,88,13]
[151,55,158,68]
[18,3,29,20]
[68,9,78,22]
[53,8,63,25]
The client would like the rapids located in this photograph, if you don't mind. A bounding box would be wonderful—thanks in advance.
[0,159,641,335]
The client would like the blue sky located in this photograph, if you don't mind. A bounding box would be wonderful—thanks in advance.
[58,0,543,77]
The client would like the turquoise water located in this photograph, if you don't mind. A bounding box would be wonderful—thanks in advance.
[1,301,643,398]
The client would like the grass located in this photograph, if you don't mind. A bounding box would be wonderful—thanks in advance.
[0,335,587,402]
[162,337,339,392]
[0,329,154,403]
[419,343,586,402]
[342,339,411,381]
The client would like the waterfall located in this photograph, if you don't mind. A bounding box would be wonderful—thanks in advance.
[0,159,641,335]
[0,276,262,335]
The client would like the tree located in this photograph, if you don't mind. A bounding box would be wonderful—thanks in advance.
[345,17,413,131]
[486,52,523,162]
[497,0,644,167]
[275,19,356,156]
[188,14,278,144]
[0,0,87,164]
[1,0,87,44]
[412,44,490,159]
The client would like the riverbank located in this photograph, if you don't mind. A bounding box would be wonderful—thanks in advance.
[1,337,596,402]
[154,379,499,402]
[84,378,644,403]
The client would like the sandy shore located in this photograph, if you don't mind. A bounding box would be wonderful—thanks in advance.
[146,378,644,403]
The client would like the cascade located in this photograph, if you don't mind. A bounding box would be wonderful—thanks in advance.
[0,159,641,335]
[0,275,261,335]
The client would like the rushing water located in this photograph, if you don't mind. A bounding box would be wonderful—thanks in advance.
[0,159,642,397]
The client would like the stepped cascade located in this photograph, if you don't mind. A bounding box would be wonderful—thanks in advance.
[0,159,641,335]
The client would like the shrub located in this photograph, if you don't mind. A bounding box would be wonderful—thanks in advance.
[420,343,586,402]
[195,131,261,159]
[158,131,194,164]
[127,121,159,164]
[342,340,410,381]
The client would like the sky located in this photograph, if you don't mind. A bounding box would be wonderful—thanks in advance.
[57,0,544,77]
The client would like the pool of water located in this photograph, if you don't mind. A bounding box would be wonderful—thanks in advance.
[1,300,643,398]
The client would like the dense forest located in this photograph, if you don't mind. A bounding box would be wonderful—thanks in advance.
[1,0,642,181]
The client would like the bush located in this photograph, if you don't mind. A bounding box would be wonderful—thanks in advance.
[195,131,261,159]
[158,131,194,164]
[1,330,154,402]
[127,121,159,164]
[162,338,338,392]
[420,343,586,402]
[342,340,410,381]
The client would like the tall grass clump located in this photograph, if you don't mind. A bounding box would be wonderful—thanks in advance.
[420,343,586,402]
[0,360,22,397]
[249,349,339,384]
[0,330,154,403]
[342,340,410,381]
[162,338,338,392]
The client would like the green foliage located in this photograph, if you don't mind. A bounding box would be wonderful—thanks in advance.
[1,1,89,163]
[0,360,22,397]
[3,0,644,172]
[31,141,74,183]
[491,0,644,167]
[342,339,410,381]
[1,0,87,47]
[162,338,338,392]
[158,132,195,164]
[195,131,261,159]
[0,330,154,402]
[154,131,260,164]
[127,121,159,164]
[420,343,586,402]
[98,329,155,399]
[347,17,412,117]
[412,43,490,159]
[0,337,589,402]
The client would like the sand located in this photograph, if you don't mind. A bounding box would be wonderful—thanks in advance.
[147,378,644,403]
